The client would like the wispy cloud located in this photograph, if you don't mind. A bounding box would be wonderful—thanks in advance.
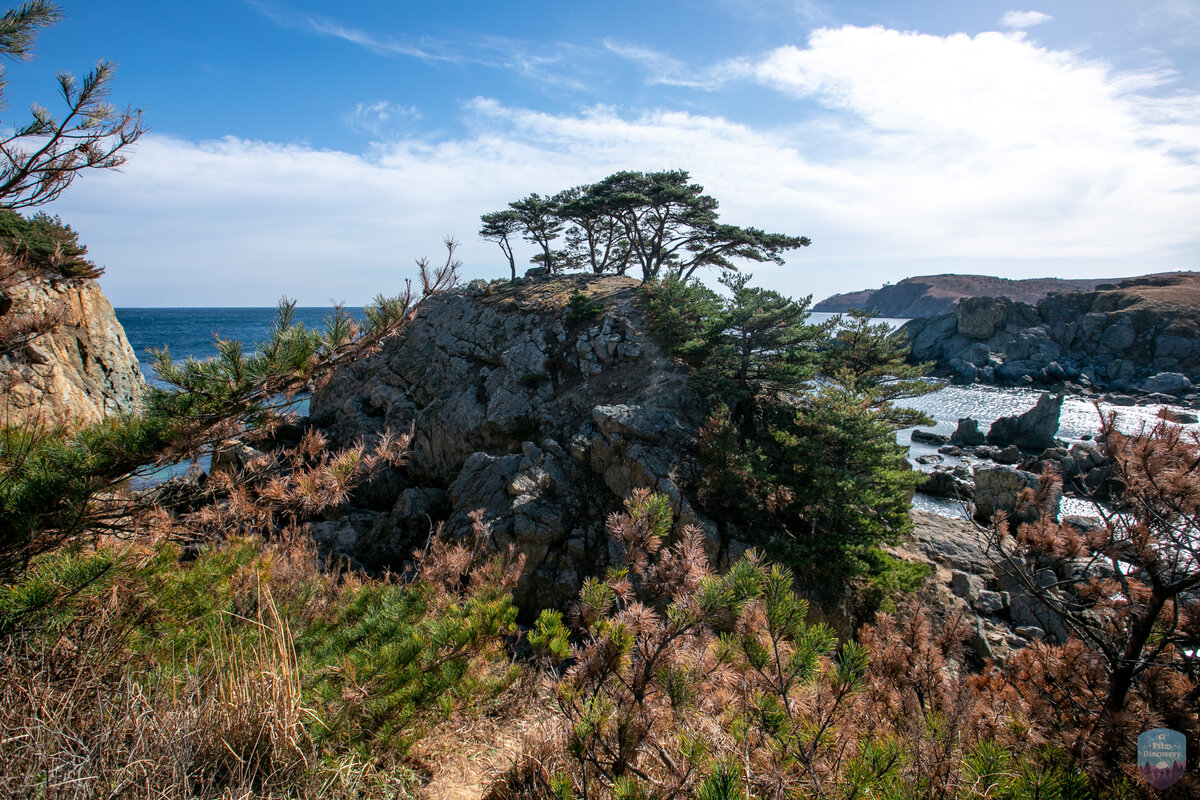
[1138,0,1200,45]
[1001,10,1053,29]
[343,101,421,138]
[248,1,472,64]
[602,39,749,90]
[248,0,603,92]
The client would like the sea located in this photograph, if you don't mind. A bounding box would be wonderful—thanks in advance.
[115,307,1200,518]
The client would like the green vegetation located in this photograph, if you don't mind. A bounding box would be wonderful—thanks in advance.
[1,530,518,796]
[0,209,99,278]
[642,271,933,595]
[1,7,1197,795]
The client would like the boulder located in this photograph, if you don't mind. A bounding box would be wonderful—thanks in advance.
[973,465,1059,525]
[955,296,1010,339]
[950,417,987,446]
[918,468,974,500]
[1142,372,1193,394]
[907,511,993,574]
[911,428,949,445]
[986,393,1063,450]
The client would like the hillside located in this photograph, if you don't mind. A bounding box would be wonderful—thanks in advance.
[814,274,1113,317]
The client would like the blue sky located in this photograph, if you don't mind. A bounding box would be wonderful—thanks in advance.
[4,0,1199,305]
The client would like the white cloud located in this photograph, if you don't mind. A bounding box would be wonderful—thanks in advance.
[49,25,1200,307]
[1001,10,1053,29]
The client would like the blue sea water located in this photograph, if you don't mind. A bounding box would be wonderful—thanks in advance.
[116,306,364,388]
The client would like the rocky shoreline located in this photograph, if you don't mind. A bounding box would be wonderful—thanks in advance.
[900,272,1200,410]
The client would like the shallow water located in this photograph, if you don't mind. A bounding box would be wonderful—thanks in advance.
[900,383,1200,518]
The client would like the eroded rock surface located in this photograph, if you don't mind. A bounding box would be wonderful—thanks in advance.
[0,276,143,426]
[309,274,717,610]
[901,272,1200,397]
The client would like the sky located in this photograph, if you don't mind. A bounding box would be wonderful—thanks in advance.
[3,0,1199,306]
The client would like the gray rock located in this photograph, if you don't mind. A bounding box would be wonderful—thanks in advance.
[951,570,984,601]
[309,275,716,611]
[955,297,1010,339]
[986,393,1063,450]
[917,469,974,500]
[1142,372,1193,394]
[908,511,993,574]
[973,590,1005,615]
[950,417,987,446]
[973,465,1059,524]
[1014,626,1045,640]
[994,445,1021,465]
[911,428,950,445]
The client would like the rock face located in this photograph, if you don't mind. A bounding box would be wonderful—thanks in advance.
[973,465,1060,525]
[0,276,143,426]
[986,393,1063,450]
[901,272,1200,394]
[309,274,717,611]
[901,510,1102,652]
[814,274,1112,318]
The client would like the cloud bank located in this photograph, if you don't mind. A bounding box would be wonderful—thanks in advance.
[53,24,1200,306]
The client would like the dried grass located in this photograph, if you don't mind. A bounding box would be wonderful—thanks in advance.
[0,581,400,799]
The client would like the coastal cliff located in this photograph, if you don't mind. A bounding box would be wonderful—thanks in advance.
[902,272,1200,398]
[0,276,144,426]
[309,273,720,611]
[815,274,1111,317]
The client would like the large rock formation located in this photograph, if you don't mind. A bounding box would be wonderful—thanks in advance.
[814,274,1112,318]
[309,274,719,611]
[0,276,143,426]
[986,393,1063,450]
[901,273,1200,396]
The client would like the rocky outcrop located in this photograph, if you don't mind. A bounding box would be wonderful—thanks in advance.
[309,274,718,611]
[900,511,1108,653]
[901,272,1200,397]
[0,276,143,426]
[986,393,1063,450]
[973,465,1060,525]
[814,274,1111,318]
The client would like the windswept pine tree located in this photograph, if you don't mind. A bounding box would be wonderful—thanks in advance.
[479,170,810,280]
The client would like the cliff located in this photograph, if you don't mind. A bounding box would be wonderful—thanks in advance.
[309,273,721,611]
[901,272,1200,397]
[815,274,1112,318]
[0,275,144,427]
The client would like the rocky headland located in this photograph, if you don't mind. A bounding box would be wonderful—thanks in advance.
[901,272,1200,404]
[814,273,1111,318]
[0,275,144,426]
[308,273,723,612]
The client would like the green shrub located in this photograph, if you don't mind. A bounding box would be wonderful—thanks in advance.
[565,290,603,321]
[0,209,100,279]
